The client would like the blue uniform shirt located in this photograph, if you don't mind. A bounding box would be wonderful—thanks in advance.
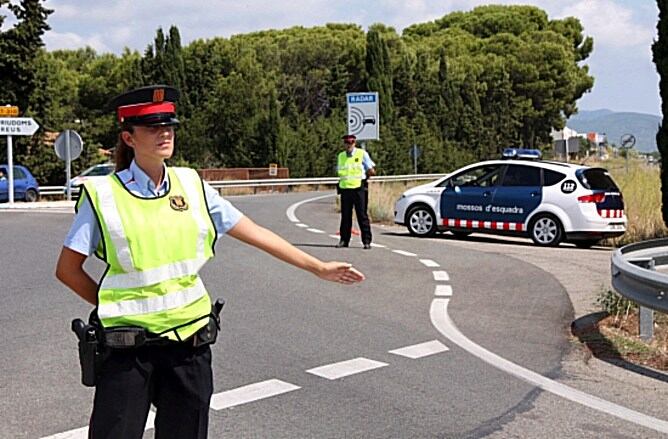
[64,160,243,256]
[346,147,375,176]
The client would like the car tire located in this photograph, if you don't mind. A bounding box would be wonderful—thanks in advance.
[451,231,471,239]
[406,205,437,237]
[24,188,38,202]
[529,214,563,247]
[573,239,600,249]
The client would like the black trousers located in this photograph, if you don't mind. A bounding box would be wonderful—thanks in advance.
[339,186,372,244]
[89,343,213,439]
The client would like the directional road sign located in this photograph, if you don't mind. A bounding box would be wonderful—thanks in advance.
[0,117,39,136]
[346,92,379,140]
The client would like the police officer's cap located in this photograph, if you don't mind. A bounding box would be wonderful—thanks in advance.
[108,85,180,127]
[342,134,356,142]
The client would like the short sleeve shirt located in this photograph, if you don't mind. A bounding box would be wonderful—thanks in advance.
[64,160,243,256]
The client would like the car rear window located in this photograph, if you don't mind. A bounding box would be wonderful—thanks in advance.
[577,168,619,191]
[542,169,566,187]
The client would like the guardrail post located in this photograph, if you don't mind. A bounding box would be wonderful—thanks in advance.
[639,258,655,341]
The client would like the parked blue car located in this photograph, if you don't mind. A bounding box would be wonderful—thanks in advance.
[0,164,40,202]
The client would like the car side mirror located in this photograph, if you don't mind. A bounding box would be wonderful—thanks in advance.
[454,185,462,194]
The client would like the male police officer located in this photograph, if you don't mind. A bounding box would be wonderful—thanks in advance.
[336,134,376,249]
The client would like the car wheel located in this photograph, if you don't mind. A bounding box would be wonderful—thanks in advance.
[406,205,437,237]
[574,239,600,249]
[451,231,471,239]
[529,214,563,246]
[24,188,38,202]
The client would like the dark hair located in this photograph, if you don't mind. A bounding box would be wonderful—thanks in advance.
[114,126,135,171]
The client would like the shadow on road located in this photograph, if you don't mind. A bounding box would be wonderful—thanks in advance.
[571,312,668,383]
[380,231,612,251]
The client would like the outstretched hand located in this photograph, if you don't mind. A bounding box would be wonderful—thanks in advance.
[317,261,365,284]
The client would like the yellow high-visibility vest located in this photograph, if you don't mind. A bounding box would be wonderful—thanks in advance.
[80,167,216,341]
[337,149,365,189]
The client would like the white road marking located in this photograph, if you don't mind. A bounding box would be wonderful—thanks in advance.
[432,271,450,281]
[389,340,449,359]
[286,193,335,222]
[434,285,453,296]
[420,259,440,268]
[392,249,417,257]
[307,228,325,234]
[306,357,388,380]
[329,234,340,239]
[210,379,301,410]
[430,298,668,434]
[370,243,386,248]
[296,223,309,228]
[41,410,155,438]
[41,426,88,439]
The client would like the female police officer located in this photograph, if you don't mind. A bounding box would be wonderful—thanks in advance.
[55,85,364,439]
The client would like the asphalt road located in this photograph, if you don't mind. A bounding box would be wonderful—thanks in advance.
[0,192,666,438]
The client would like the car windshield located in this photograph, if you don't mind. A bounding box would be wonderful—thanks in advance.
[577,168,619,191]
[82,165,114,177]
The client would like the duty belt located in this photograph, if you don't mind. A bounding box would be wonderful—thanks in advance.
[102,298,225,349]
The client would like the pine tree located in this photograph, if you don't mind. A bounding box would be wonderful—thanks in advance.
[655,1,668,226]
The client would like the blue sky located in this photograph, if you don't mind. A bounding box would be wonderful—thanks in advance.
[9,0,663,115]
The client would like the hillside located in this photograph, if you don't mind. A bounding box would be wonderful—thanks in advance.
[567,110,660,152]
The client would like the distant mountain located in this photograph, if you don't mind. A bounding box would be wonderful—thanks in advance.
[567,110,661,152]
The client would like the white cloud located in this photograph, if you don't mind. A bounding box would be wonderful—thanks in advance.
[43,31,111,53]
[557,0,655,49]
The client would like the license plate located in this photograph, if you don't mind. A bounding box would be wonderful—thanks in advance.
[609,224,625,231]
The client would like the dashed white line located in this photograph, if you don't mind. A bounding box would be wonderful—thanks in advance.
[296,223,309,228]
[210,379,301,410]
[307,228,325,234]
[41,410,155,439]
[329,234,339,239]
[420,259,440,268]
[306,357,388,380]
[370,243,386,248]
[432,271,450,281]
[434,285,453,296]
[392,249,417,257]
[389,340,449,359]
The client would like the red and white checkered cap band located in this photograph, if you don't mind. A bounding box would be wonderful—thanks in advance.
[443,218,527,232]
[598,209,624,218]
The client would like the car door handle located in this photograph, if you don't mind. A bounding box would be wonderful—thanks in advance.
[483,191,491,197]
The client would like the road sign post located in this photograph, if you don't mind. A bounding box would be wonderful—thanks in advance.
[620,134,636,174]
[54,130,83,201]
[409,144,421,174]
[0,116,39,206]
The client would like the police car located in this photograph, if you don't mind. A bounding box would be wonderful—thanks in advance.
[394,149,626,248]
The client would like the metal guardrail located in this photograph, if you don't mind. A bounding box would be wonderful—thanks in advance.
[38,173,447,196]
[611,238,668,339]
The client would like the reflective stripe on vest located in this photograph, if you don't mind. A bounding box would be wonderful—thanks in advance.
[84,167,215,340]
[337,149,365,189]
[98,277,207,319]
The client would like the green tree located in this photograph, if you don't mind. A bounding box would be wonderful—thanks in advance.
[366,26,394,124]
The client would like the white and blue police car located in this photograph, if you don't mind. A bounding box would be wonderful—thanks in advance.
[394,149,626,248]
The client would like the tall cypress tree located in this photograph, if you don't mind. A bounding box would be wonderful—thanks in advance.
[365,27,394,125]
[653,0,668,226]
